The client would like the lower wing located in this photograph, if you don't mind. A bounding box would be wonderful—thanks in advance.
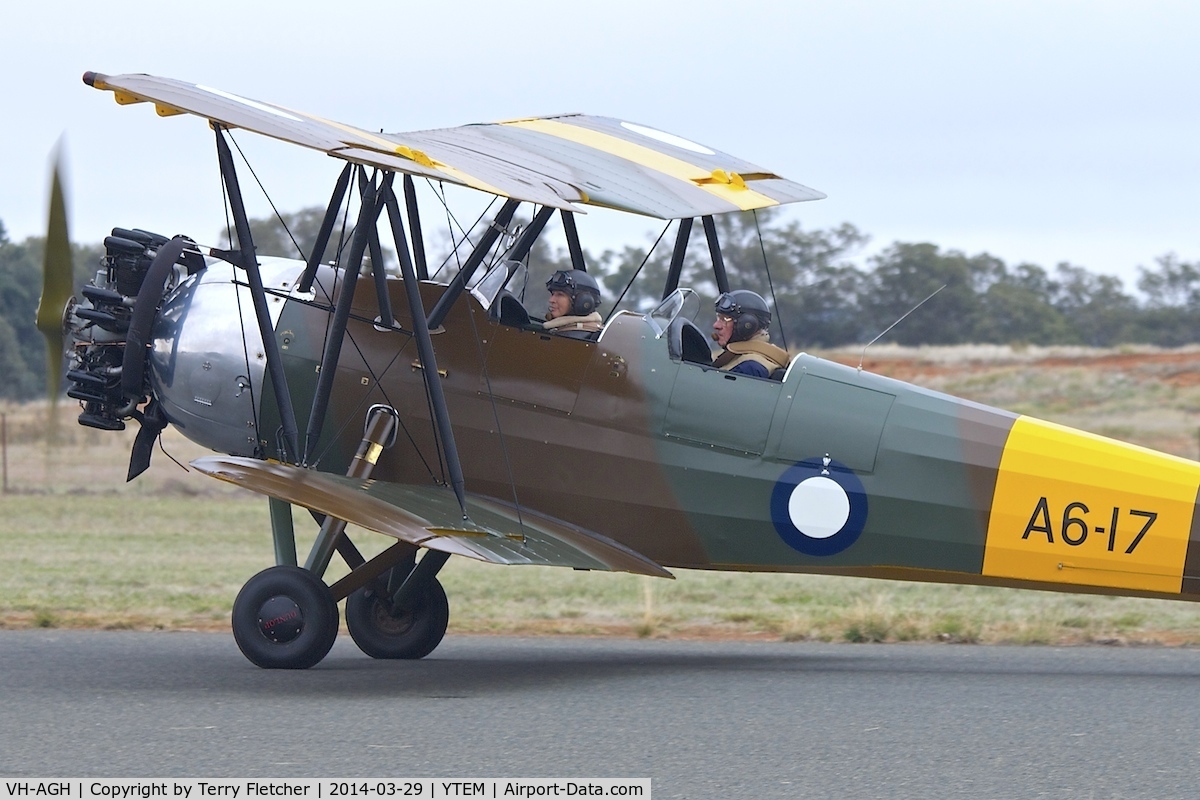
[192,456,672,579]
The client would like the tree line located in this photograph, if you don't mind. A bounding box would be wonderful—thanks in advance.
[1,209,1197,401]
[576,210,1200,352]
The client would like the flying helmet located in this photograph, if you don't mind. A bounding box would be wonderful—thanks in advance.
[546,269,602,316]
[715,290,771,342]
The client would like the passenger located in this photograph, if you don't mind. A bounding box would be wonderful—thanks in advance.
[711,290,789,378]
[542,269,603,340]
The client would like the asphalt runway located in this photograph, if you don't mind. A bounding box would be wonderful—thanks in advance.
[2,631,1199,798]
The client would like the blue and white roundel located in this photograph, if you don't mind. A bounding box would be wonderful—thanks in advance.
[770,457,868,556]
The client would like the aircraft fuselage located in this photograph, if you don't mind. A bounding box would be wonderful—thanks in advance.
[150,258,1200,602]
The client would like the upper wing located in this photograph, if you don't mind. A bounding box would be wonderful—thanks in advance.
[192,456,672,579]
[83,71,824,219]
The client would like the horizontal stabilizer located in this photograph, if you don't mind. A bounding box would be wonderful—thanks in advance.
[192,456,672,579]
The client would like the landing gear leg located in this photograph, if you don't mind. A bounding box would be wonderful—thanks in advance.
[232,404,398,669]
[232,566,339,669]
[346,555,450,660]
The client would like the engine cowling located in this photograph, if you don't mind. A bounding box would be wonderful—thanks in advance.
[148,257,306,457]
[67,227,306,461]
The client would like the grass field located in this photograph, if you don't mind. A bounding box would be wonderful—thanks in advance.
[5,343,1200,645]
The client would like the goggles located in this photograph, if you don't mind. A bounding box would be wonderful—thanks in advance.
[546,271,578,294]
[714,293,743,316]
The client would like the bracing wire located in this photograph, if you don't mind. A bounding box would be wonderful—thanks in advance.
[464,295,525,533]
[605,221,672,321]
[267,273,440,481]
[216,159,264,454]
[212,141,443,480]
[752,209,788,352]
[430,181,496,281]
[313,166,357,432]
[227,131,306,261]
[306,330,440,483]
[300,171,440,482]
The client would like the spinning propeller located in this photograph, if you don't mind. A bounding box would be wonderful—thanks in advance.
[35,146,73,406]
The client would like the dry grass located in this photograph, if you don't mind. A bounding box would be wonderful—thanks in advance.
[3,489,1196,645]
[5,345,1200,645]
[823,343,1200,459]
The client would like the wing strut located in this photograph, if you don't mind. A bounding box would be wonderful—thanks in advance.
[425,198,520,331]
[297,162,353,295]
[384,180,470,514]
[702,215,730,294]
[662,217,693,299]
[359,171,395,329]
[561,210,587,272]
[214,125,301,462]
[402,175,429,281]
[368,222,394,329]
[503,206,556,281]
[302,171,391,465]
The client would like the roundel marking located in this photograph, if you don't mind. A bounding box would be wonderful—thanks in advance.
[619,121,716,155]
[787,476,850,539]
[771,457,868,556]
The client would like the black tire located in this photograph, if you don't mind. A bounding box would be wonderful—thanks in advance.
[231,566,339,669]
[345,576,449,660]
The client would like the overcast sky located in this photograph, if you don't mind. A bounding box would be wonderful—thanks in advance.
[3,0,1197,288]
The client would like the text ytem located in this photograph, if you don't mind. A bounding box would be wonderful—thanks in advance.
[1022,497,1157,553]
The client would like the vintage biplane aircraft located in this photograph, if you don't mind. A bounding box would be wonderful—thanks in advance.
[38,70,1200,669]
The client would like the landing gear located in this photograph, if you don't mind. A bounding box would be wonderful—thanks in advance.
[232,566,339,669]
[345,575,449,660]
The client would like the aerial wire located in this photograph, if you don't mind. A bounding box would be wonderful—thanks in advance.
[857,284,946,371]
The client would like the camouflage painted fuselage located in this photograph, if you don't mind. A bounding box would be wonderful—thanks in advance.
[190,262,1200,602]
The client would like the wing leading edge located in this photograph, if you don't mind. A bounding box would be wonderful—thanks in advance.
[192,456,672,579]
[83,70,824,219]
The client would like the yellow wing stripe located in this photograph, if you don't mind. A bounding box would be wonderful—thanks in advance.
[504,119,777,212]
[983,416,1200,593]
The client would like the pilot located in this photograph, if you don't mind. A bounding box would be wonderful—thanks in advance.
[542,269,603,340]
[711,290,789,378]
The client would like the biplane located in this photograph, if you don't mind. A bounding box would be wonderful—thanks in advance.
[37,70,1200,669]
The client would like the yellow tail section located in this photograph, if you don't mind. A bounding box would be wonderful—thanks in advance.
[983,417,1200,594]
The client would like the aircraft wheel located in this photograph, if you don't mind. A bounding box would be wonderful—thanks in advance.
[345,576,449,660]
[231,566,339,669]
